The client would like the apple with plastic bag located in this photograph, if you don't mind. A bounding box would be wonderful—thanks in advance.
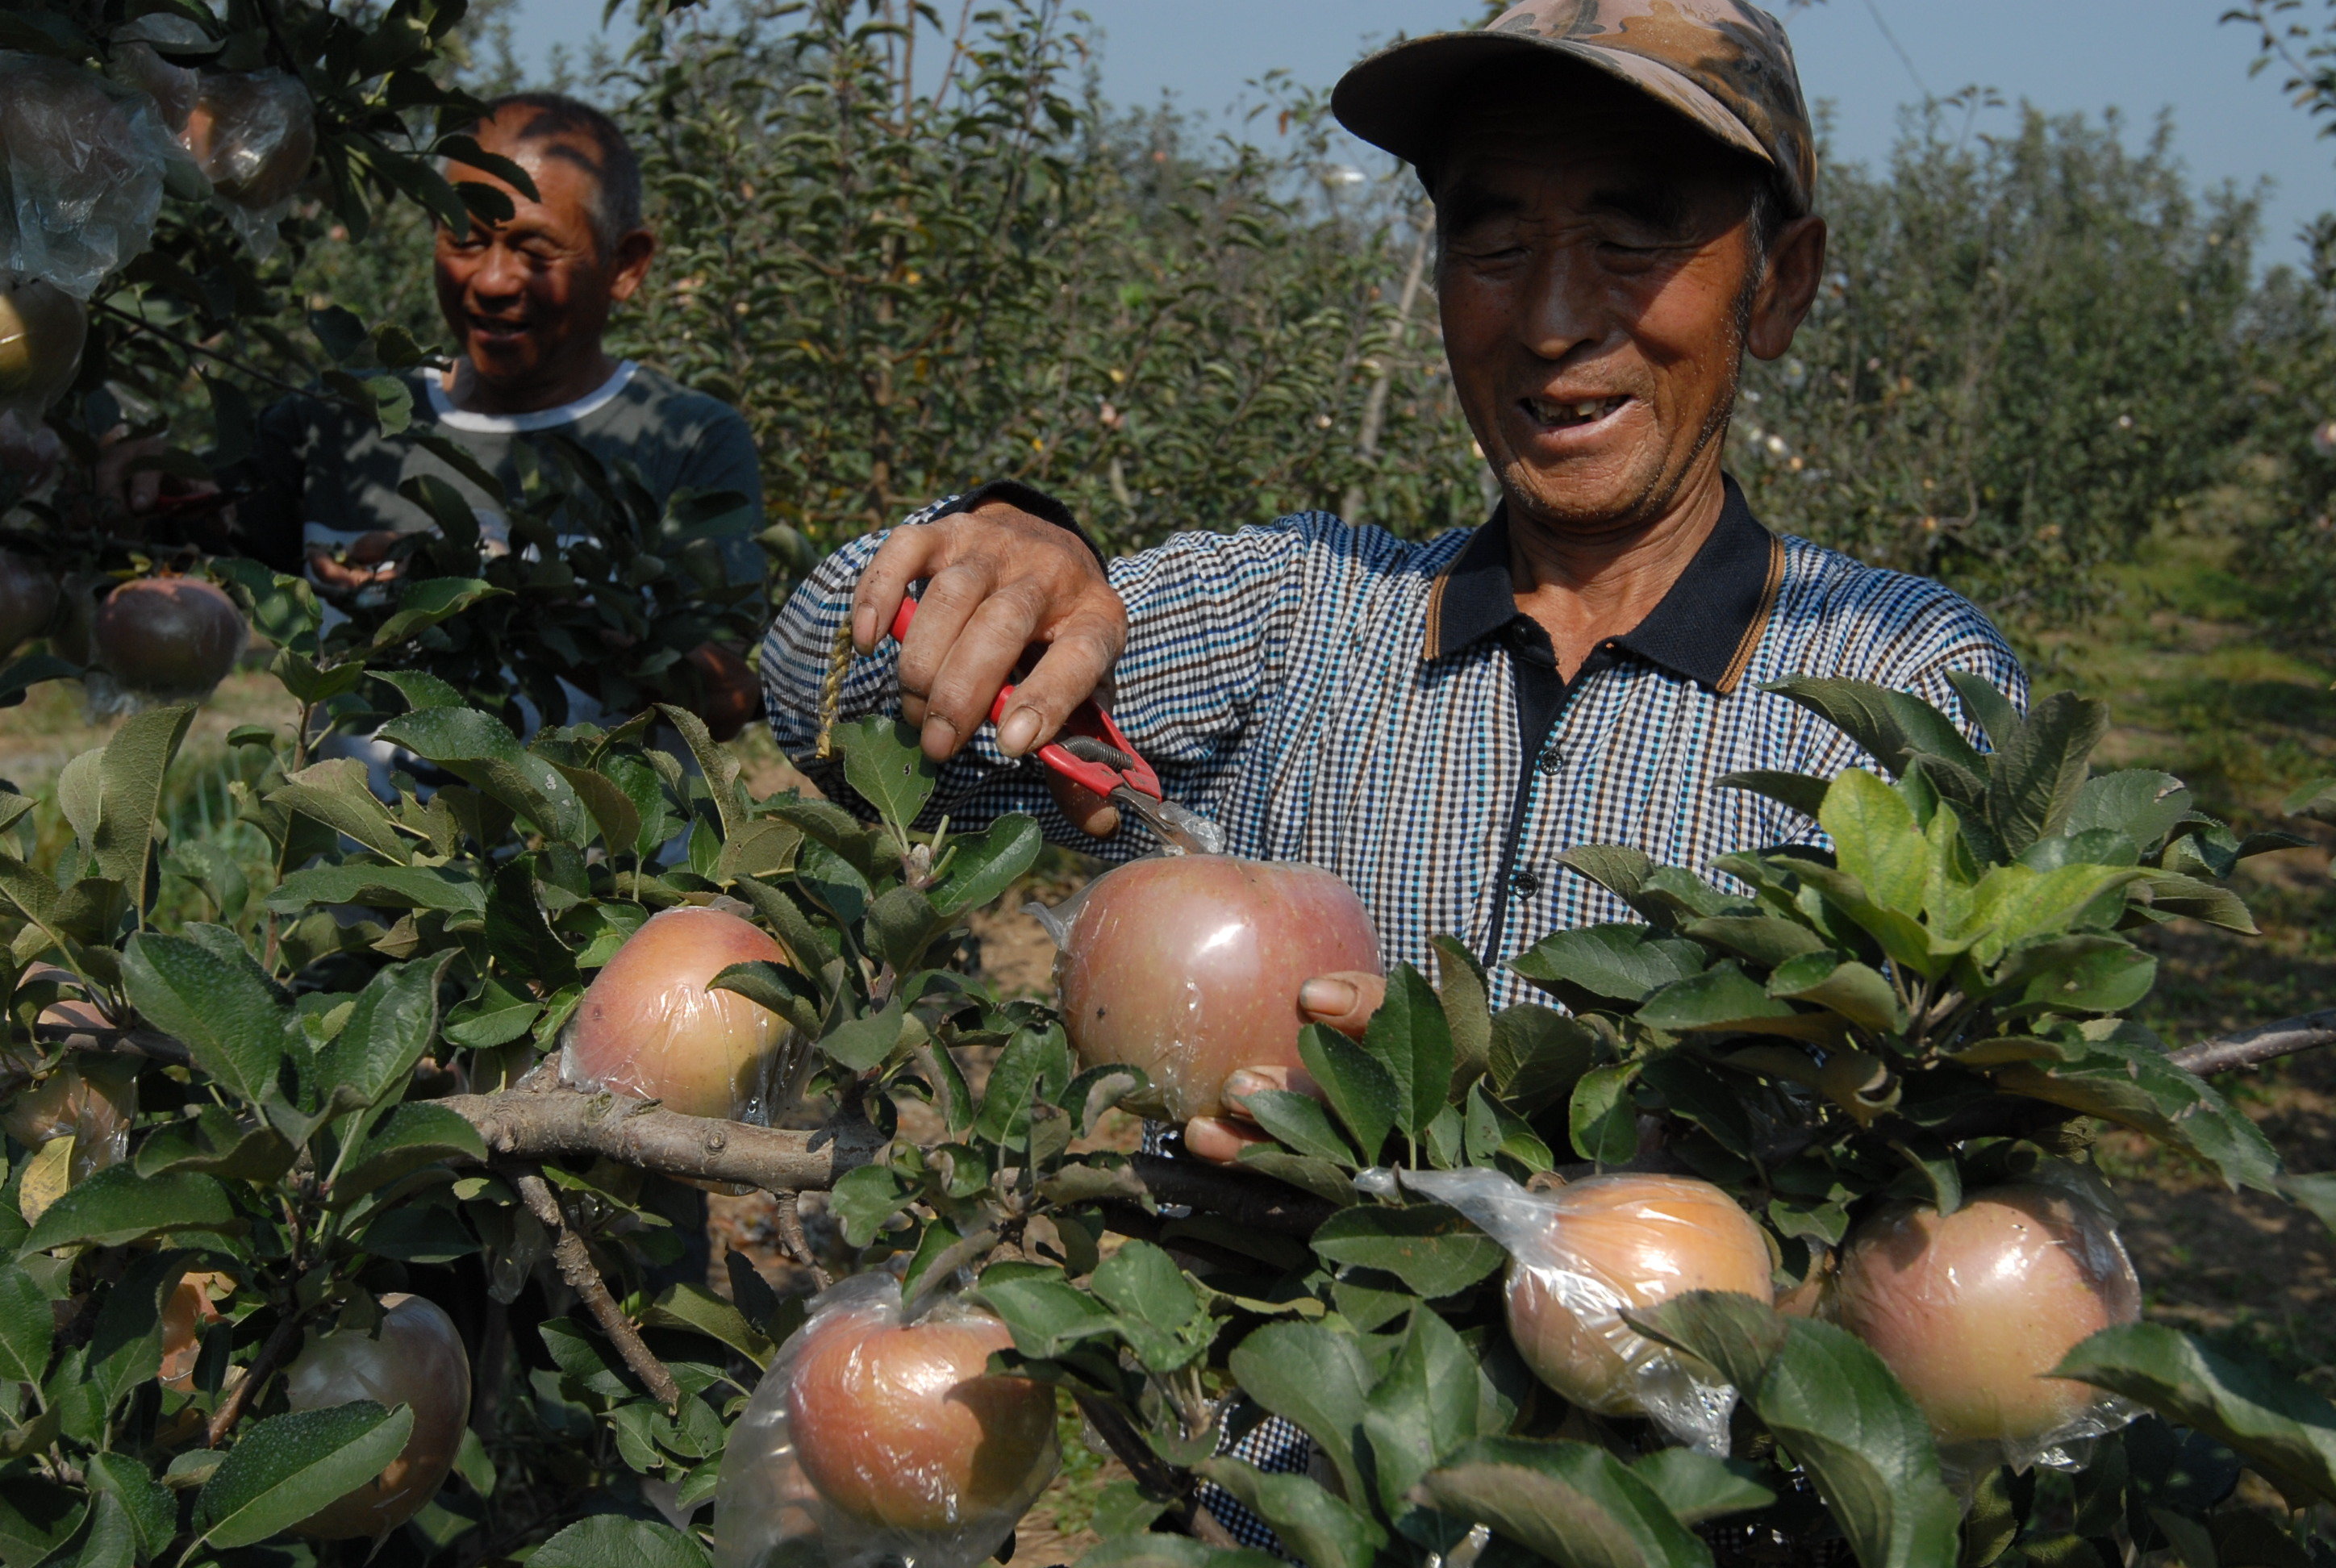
[713,1273,1058,1568]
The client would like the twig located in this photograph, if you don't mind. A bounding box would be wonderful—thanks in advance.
[31,1020,190,1066]
[2169,1009,2336,1078]
[440,1084,886,1193]
[1070,1391,1243,1549]
[205,1309,305,1448]
[771,1192,832,1291]
[512,1167,682,1409]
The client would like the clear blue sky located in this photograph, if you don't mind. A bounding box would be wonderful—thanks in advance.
[510,0,2336,266]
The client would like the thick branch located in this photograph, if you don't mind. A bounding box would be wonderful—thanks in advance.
[513,1167,681,1409]
[441,1086,885,1193]
[2169,1010,2336,1078]
[206,1308,304,1448]
[1124,1155,1338,1236]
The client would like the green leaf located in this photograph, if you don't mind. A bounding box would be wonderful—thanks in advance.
[1943,670,2025,755]
[1823,769,1927,916]
[819,999,905,1072]
[1634,1293,1959,1568]
[1571,1061,1640,1164]
[333,1102,487,1203]
[1432,936,1494,1088]
[443,977,540,1049]
[1629,1449,1776,1525]
[1684,914,1829,970]
[1487,1004,1604,1110]
[2066,770,2192,851]
[374,707,585,842]
[265,759,413,863]
[1510,924,1705,1003]
[0,1266,51,1384]
[1359,1305,1487,1517]
[268,862,486,916]
[2282,777,2336,826]
[85,1453,173,1562]
[1418,1437,1711,1568]
[643,1283,775,1369]
[1362,964,1455,1137]
[1227,1323,1377,1504]
[314,954,455,1112]
[2054,1322,2336,1508]
[1717,769,1833,821]
[976,1262,1120,1360]
[828,1165,914,1249]
[92,706,196,894]
[529,1513,715,1568]
[20,1167,235,1256]
[123,928,293,1106]
[1764,676,1986,780]
[134,1104,295,1183]
[1311,1204,1505,1298]
[1297,1025,1397,1162]
[1996,1034,2278,1192]
[1985,691,2110,854]
[369,577,506,648]
[194,1402,415,1549]
[1551,845,1656,900]
[929,815,1044,917]
[1768,953,1903,1032]
[1195,1461,1385,1568]
[834,715,938,832]
[1241,1089,1359,1166]
[1637,962,1803,1033]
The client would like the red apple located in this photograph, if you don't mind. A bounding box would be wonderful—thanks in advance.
[564,905,799,1121]
[786,1299,1057,1534]
[183,71,316,210]
[0,274,84,416]
[92,578,246,698]
[282,1293,472,1539]
[1835,1184,2141,1446]
[1053,855,1380,1120]
[0,553,57,657]
[1504,1173,1775,1417]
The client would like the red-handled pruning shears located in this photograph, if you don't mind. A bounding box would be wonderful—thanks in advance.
[887,595,1222,854]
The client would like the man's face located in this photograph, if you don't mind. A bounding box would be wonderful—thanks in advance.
[434,117,647,397]
[1434,77,1808,537]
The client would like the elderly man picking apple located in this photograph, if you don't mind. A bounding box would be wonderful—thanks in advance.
[769,4,2021,1153]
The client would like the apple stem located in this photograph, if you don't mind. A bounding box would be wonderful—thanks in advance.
[772,1192,832,1290]
[513,1166,682,1409]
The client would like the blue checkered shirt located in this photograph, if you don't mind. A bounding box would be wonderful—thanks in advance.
[759,480,2025,1554]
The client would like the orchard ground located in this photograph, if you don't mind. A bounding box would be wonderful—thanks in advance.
[6,515,2330,1562]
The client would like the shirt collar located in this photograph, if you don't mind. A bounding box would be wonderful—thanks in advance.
[1420,474,1786,694]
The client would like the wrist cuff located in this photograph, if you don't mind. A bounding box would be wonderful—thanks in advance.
[953,479,1107,569]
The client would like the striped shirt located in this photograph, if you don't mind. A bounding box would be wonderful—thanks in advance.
[760,477,2026,1009]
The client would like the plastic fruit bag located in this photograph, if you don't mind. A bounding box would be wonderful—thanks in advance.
[182,69,316,256]
[109,15,210,137]
[1373,1166,1775,1453]
[1834,1171,2141,1478]
[0,52,176,298]
[1032,852,1381,1121]
[714,1273,1058,1568]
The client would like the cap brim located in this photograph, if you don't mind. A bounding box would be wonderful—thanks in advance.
[1332,29,1774,180]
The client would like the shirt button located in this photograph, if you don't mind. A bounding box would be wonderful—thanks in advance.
[1511,869,1541,896]
[1537,748,1562,776]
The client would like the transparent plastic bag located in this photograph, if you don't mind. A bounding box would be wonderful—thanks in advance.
[1032,852,1381,1122]
[1372,1166,1775,1453]
[560,904,809,1124]
[109,15,210,137]
[713,1273,1059,1568]
[3,996,135,1184]
[1834,1170,2142,1479]
[182,69,315,255]
[0,52,176,298]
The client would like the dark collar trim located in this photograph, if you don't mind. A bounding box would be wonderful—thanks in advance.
[1419,476,1779,693]
[1713,532,1786,696]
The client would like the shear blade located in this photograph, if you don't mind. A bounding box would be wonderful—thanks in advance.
[1112,787,1225,856]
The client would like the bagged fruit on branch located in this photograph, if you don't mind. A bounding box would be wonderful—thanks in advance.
[562,903,809,1123]
[0,1035,134,1185]
[282,1293,472,1539]
[1034,852,1380,1122]
[712,1272,1058,1568]
[1834,1171,2142,1478]
[81,575,246,715]
[107,15,210,138]
[181,69,315,255]
[1375,1166,1775,1453]
[0,52,177,298]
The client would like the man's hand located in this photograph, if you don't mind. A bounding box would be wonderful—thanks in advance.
[92,427,219,518]
[306,531,403,596]
[1183,970,1387,1165]
[849,501,1127,836]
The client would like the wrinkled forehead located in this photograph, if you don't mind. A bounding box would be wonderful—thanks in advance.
[465,114,609,202]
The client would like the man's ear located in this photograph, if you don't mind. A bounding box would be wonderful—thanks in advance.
[1746,213,1828,362]
[605,227,657,305]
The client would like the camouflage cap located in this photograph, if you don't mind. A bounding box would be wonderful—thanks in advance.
[1332,0,1816,217]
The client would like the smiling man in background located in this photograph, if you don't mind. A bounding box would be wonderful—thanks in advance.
[174,92,765,735]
